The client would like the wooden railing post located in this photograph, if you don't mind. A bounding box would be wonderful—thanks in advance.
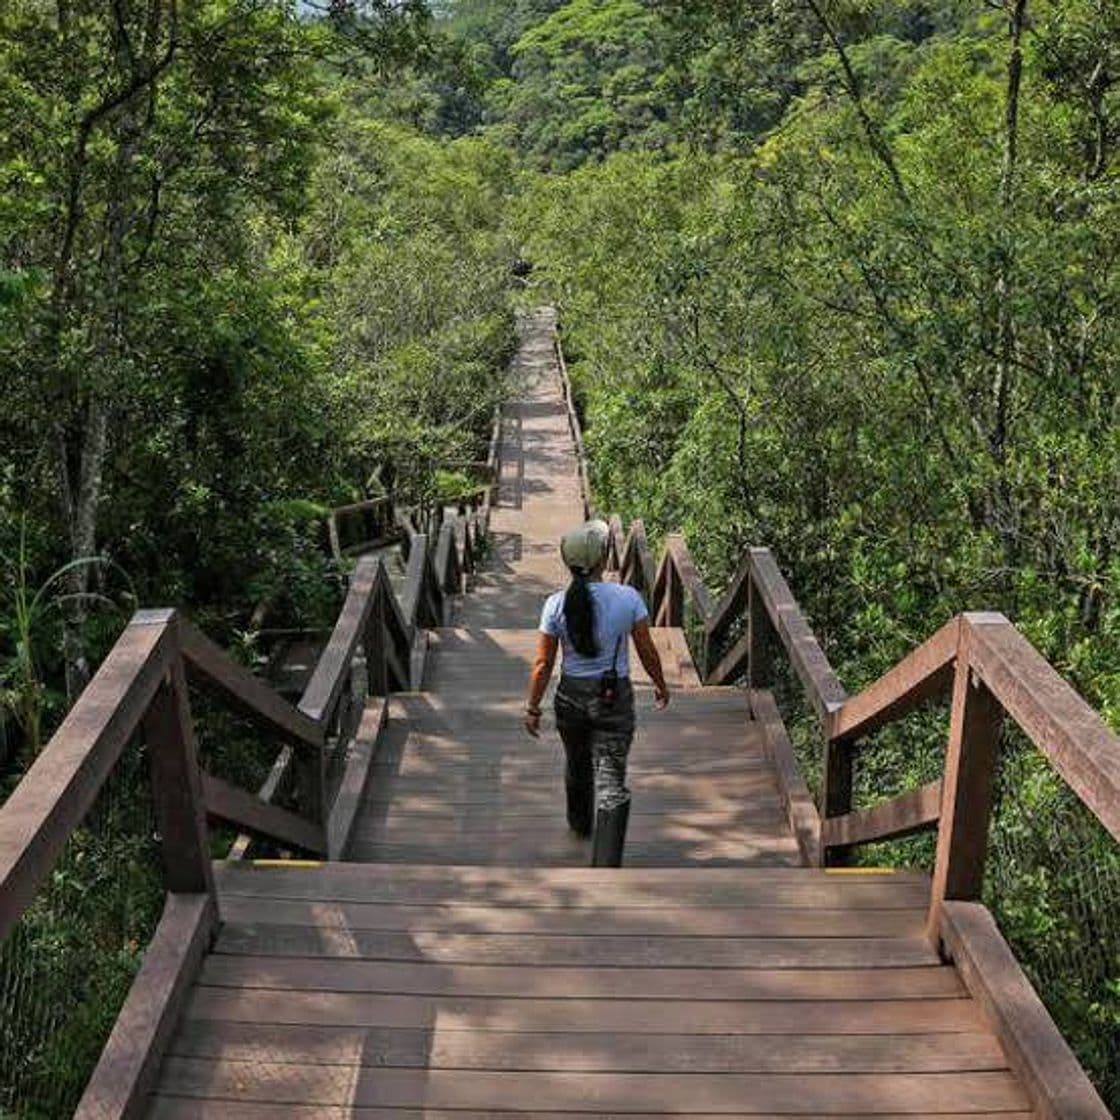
[928,621,1004,940]
[821,741,854,868]
[364,582,389,697]
[667,563,684,627]
[141,618,215,899]
[746,573,770,695]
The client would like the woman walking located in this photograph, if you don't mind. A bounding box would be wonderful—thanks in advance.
[523,519,670,866]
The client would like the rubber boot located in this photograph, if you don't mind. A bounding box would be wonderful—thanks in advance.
[590,799,631,867]
[566,782,593,838]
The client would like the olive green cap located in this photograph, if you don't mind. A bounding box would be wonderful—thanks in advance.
[560,519,610,573]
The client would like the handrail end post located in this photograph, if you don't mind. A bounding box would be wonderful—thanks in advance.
[143,649,216,902]
[927,633,1004,945]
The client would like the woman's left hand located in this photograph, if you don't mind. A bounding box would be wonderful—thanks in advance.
[523,709,542,738]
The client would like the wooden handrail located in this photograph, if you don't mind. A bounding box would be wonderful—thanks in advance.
[298,557,380,725]
[326,496,399,563]
[827,618,959,744]
[746,547,848,720]
[603,514,1120,879]
[1,483,496,929]
[964,613,1120,844]
[0,611,179,943]
[554,326,591,520]
[180,620,325,749]
[0,408,502,1120]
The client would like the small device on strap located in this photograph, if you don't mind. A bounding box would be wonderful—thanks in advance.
[599,635,623,706]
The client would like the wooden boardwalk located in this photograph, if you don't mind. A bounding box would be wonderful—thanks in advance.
[141,310,1043,1117]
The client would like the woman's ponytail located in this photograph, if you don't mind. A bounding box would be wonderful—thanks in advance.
[564,569,598,656]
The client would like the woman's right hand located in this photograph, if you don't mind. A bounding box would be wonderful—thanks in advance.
[654,684,670,710]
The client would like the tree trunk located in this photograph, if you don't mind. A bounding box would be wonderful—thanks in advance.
[988,0,1028,594]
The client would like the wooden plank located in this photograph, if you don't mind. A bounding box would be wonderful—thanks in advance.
[399,534,428,628]
[0,611,174,942]
[965,612,1120,843]
[367,746,775,775]
[665,533,714,619]
[144,657,215,896]
[344,840,800,868]
[213,865,931,908]
[184,987,990,1034]
[169,1020,1006,1073]
[607,513,625,570]
[707,627,751,686]
[348,790,789,817]
[154,1059,1027,1112]
[822,781,942,852]
[198,956,962,1000]
[626,518,657,594]
[296,557,378,725]
[216,896,928,938]
[751,689,821,867]
[201,772,324,855]
[929,645,1003,919]
[748,574,773,693]
[213,925,938,968]
[74,892,216,1120]
[151,1104,1035,1120]
[350,771,785,797]
[179,620,323,749]
[748,548,848,719]
[433,521,456,594]
[326,698,387,860]
[408,629,427,691]
[227,742,295,862]
[823,736,856,865]
[218,863,931,885]
[828,618,959,745]
[939,901,1111,1120]
[705,554,753,643]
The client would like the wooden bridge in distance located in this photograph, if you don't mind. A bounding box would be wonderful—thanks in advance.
[1,309,1117,1118]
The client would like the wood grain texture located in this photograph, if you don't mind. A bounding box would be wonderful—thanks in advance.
[212,925,939,968]
[137,314,1067,1120]
[180,619,322,749]
[215,895,928,937]
[145,659,215,896]
[296,557,379,725]
[965,613,1120,844]
[154,1059,1028,1112]
[201,772,324,856]
[182,988,991,1034]
[76,892,215,1120]
[822,780,942,852]
[751,689,821,867]
[198,955,962,1000]
[0,612,173,941]
[150,1104,1034,1120]
[929,647,1003,916]
[939,901,1111,1120]
[827,619,958,745]
[326,697,387,860]
[168,1020,1005,1073]
[747,548,848,719]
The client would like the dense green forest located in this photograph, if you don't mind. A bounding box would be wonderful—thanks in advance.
[1,0,1117,1111]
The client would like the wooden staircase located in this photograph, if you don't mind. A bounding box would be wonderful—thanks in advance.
[0,308,1114,1119]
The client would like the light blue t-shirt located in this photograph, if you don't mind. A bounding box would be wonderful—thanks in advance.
[539,582,649,678]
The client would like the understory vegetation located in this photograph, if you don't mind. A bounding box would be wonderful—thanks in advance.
[0,0,1117,1113]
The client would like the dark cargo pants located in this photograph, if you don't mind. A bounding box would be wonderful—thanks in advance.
[554,675,635,812]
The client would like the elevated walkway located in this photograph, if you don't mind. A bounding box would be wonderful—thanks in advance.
[2,309,1113,1119]
[143,311,1041,1116]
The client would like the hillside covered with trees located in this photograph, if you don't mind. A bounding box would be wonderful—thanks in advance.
[0,0,1117,1111]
